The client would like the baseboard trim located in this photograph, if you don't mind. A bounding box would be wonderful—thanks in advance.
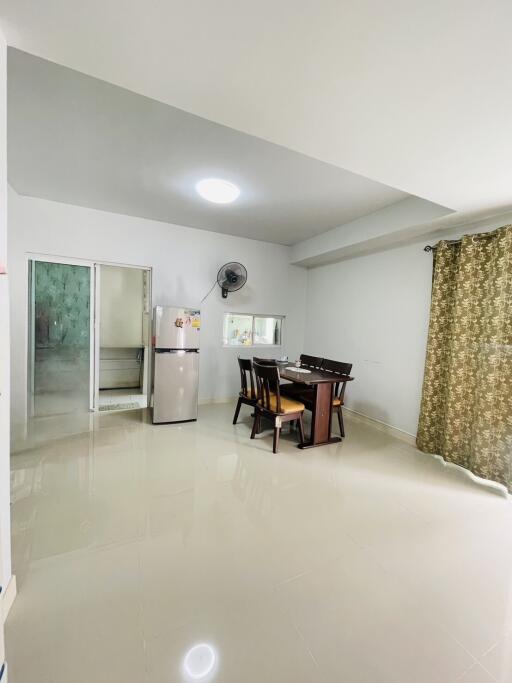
[1,575,17,622]
[343,407,417,446]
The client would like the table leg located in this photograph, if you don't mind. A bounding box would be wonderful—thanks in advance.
[298,383,341,449]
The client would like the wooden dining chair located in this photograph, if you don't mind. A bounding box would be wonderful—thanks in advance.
[251,363,305,453]
[252,357,279,365]
[300,354,324,369]
[319,359,353,437]
[233,357,258,424]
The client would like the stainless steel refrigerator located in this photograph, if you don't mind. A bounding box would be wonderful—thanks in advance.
[152,306,200,424]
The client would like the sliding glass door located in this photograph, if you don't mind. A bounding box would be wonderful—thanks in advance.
[29,260,93,417]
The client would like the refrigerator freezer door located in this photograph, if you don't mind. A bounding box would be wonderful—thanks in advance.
[154,306,200,349]
[152,350,199,423]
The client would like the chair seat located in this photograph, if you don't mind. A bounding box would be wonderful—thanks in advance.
[332,396,343,406]
[258,392,305,414]
[240,389,257,400]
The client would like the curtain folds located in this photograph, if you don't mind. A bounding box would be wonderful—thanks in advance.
[417,225,512,491]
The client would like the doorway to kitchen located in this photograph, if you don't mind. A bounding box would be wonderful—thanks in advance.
[28,257,151,423]
[95,264,151,413]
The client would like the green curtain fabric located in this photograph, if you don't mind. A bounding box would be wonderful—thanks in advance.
[417,225,512,491]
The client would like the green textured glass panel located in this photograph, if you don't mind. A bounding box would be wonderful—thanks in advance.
[32,262,90,416]
[34,262,90,348]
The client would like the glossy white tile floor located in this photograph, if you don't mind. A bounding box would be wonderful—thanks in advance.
[6,403,512,682]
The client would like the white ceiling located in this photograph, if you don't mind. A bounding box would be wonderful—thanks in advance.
[2,0,512,228]
[8,49,409,245]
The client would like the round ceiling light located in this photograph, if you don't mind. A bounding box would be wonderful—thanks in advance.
[182,643,217,680]
[196,178,240,204]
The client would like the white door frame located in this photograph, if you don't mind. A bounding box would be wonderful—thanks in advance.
[141,268,152,400]
[93,263,153,411]
[92,264,101,412]
[28,260,36,418]
[26,253,152,415]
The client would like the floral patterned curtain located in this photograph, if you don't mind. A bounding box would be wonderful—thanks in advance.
[417,225,512,491]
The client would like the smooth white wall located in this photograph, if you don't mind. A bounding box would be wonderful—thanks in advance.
[305,242,432,436]
[0,25,10,666]
[8,188,307,435]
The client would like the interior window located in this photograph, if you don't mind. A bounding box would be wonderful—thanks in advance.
[223,314,253,346]
[222,313,283,346]
[254,316,282,345]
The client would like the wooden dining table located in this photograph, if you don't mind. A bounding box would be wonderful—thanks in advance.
[279,366,353,449]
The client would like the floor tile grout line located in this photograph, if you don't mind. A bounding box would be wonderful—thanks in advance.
[473,640,503,683]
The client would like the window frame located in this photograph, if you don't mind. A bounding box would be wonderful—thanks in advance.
[222,312,285,348]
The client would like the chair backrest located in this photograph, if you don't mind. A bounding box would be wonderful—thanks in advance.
[253,357,279,366]
[321,359,353,401]
[253,362,281,413]
[300,354,323,369]
[238,357,255,398]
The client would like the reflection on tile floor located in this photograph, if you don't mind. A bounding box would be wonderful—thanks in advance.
[33,351,90,417]
[6,403,512,682]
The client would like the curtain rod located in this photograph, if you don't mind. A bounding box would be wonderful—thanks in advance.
[424,233,495,252]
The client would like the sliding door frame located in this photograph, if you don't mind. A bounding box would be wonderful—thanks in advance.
[28,260,35,418]
[26,253,152,418]
[92,262,152,412]
[92,264,101,412]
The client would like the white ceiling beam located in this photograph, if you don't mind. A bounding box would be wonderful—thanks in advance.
[290,197,453,267]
